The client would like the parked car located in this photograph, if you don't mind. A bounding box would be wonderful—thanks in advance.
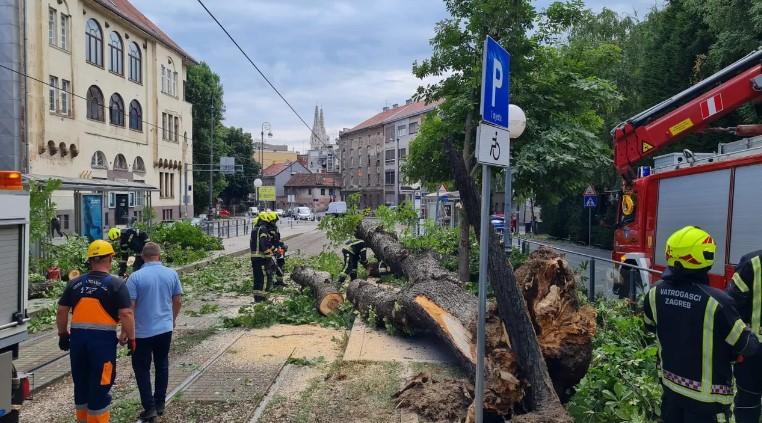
[295,206,315,221]
[326,201,347,216]
[190,217,206,227]
[218,209,231,218]
[275,208,285,216]
[248,206,259,216]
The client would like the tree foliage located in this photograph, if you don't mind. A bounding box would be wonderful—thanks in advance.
[218,126,260,207]
[29,179,62,244]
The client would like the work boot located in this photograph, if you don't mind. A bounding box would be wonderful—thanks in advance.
[139,408,158,422]
[155,403,165,416]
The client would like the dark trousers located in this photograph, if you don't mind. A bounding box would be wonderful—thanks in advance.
[735,354,762,423]
[341,252,359,279]
[251,257,270,293]
[661,388,732,423]
[131,331,172,412]
[69,329,117,422]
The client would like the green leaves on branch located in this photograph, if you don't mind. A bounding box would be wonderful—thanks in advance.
[318,193,368,246]
[29,179,61,244]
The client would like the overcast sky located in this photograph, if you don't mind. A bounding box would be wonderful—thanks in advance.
[131,0,661,153]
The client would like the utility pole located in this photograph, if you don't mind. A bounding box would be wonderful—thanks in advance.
[209,103,214,212]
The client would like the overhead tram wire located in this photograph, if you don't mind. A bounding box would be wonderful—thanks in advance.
[195,0,324,142]
[0,62,203,147]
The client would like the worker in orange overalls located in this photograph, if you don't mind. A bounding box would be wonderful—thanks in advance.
[56,240,135,423]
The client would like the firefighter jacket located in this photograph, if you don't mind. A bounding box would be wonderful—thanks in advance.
[342,240,368,264]
[250,223,274,258]
[119,228,148,259]
[58,272,131,331]
[643,269,761,405]
[727,250,762,341]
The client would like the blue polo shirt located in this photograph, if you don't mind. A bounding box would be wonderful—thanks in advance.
[127,261,183,338]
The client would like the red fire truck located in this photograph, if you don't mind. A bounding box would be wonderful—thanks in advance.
[611,47,762,291]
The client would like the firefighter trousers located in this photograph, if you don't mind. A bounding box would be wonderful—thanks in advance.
[338,252,359,284]
[251,257,271,298]
[661,388,732,423]
[70,329,118,423]
[734,354,762,423]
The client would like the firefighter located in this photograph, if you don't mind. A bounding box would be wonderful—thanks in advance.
[643,226,761,423]
[337,239,368,285]
[265,212,286,286]
[250,212,275,301]
[107,227,149,277]
[726,250,762,423]
[56,240,135,423]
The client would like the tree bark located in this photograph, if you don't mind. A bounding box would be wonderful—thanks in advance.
[444,138,573,421]
[458,208,471,283]
[290,266,344,315]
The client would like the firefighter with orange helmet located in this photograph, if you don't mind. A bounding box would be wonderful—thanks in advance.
[56,240,135,423]
[644,226,761,422]
[726,249,762,423]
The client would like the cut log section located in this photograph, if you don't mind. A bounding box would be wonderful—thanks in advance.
[290,266,345,315]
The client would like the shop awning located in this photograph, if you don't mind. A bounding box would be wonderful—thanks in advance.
[25,174,158,192]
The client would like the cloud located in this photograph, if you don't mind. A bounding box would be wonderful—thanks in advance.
[131,0,659,152]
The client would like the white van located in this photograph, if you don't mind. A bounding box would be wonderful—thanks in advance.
[248,206,259,216]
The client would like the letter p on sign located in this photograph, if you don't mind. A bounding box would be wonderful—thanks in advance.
[492,58,503,108]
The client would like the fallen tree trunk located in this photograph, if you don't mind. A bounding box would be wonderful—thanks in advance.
[347,277,523,417]
[355,217,593,420]
[290,266,344,315]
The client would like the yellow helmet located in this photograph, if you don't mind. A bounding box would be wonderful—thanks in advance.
[107,227,121,241]
[87,240,116,259]
[268,211,278,222]
[665,226,716,270]
[258,211,269,222]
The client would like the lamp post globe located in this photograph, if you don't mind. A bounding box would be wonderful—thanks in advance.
[508,104,527,139]
[254,178,263,188]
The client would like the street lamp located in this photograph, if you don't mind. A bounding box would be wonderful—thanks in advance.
[260,122,273,178]
[504,104,527,250]
[254,177,263,208]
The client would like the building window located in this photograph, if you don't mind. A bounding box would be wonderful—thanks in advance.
[159,172,164,198]
[113,154,128,171]
[384,149,395,163]
[162,113,167,139]
[48,76,58,112]
[85,19,103,67]
[161,65,166,93]
[109,32,123,75]
[385,126,394,143]
[61,80,70,116]
[109,93,124,126]
[408,122,418,135]
[57,214,69,230]
[91,151,107,169]
[48,8,57,46]
[60,14,69,51]
[133,156,145,173]
[128,42,142,83]
[174,117,179,142]
[399,148,407,160]
[168,116,174,140]
[397,125,407,136]
[170,173,175,198]
[87,85,104,121]
[385,170,395,186]
[129,100,142,131]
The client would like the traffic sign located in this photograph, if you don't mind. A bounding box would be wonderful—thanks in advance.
[583,185,597,196]
[220,157,235,174]
[583,195,598,208]
[258,186,276,201]
[476,122,510,167]
[480,36,511,129]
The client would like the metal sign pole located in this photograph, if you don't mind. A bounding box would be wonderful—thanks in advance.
[502,140,511,251]
[475,164,490,423]
[588,207,592,246]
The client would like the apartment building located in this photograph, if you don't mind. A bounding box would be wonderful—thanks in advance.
[26,0,195,233]
[338,100,436,208]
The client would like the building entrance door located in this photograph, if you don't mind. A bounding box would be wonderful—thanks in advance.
[115,194,129,225]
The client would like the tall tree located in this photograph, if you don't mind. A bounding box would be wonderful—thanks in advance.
[218,126,259,208]
[185,62,228,214]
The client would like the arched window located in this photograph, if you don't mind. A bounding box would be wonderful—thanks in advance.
[129,100,142,131]
[85,19,102,66]
[109,93,124,126]
[128,42,141,83]
[86,85,104,121]
[108,32,123,75]
[113,154,127,170]
[133,156,145,173]
[91,151,107,169]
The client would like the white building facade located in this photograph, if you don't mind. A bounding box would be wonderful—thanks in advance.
[26,0,195,233]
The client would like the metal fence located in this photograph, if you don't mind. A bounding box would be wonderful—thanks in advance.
[200,218,250,239]
[513,237,661,302]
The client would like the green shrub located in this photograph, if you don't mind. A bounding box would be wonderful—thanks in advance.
[151,220,223,251]
[285,251,344,279]
[567,299,660,423]
[37,235,89,276]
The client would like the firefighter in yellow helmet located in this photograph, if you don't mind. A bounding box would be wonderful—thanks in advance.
[56,240,135,423]
[250,212,275,301]
[643,226,761,422]
[726,249,762,423]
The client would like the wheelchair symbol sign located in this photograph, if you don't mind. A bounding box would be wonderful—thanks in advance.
[476,122,510,167]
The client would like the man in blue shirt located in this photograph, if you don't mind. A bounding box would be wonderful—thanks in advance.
[127,242,183,422]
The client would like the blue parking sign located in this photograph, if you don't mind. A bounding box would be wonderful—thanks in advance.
[480,36,511,129]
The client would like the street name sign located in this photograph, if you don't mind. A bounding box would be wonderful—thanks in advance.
[480,36,511,129]
[476,122,510,167]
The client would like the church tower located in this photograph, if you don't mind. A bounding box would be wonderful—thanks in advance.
[310,105,329,148]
